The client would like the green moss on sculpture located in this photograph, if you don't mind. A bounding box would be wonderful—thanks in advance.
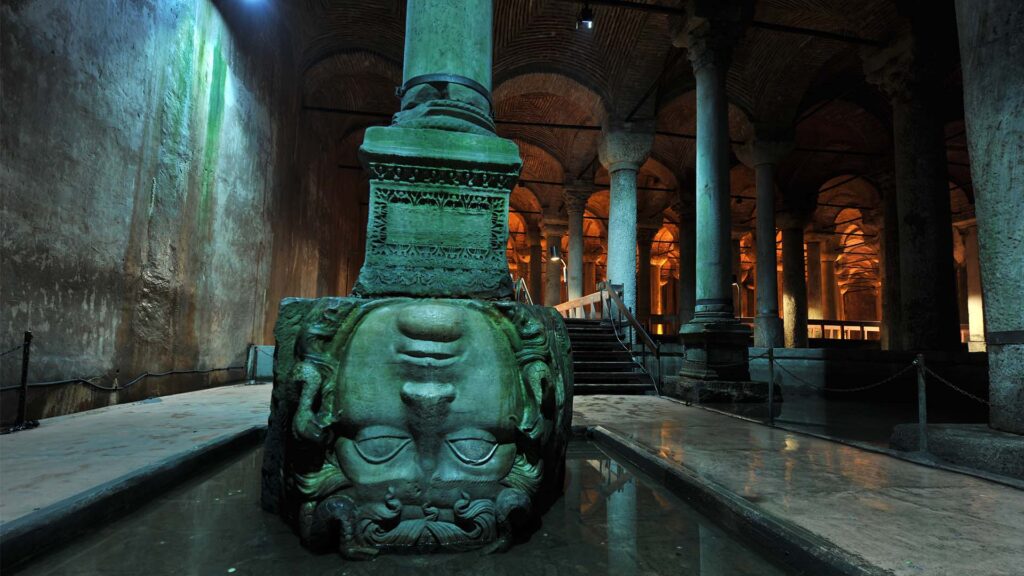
[262,297,572,557]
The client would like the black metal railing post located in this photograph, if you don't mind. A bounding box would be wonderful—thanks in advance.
[16,331,32,427]
[914,353,928,454]
[767,347,775,426]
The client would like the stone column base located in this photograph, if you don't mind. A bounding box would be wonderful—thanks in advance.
[890,423,1024,480]
[678,319,755,381]
[672,377,783,405]
[669,319,775,404]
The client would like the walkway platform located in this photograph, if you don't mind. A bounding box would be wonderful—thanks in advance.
[574,395,1024,576]
[0,384,271,569]
[3,386,1021,575]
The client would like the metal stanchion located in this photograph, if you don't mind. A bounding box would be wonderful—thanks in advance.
[914,353,928,454]
[766,347,776,426]
[16,331,32,427]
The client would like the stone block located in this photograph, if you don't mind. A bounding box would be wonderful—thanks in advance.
[890,423,1024,480]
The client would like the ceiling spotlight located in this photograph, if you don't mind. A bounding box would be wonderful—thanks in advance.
[577,3,594,30]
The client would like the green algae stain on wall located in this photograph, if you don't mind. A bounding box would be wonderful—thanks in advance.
[199,38,227,230]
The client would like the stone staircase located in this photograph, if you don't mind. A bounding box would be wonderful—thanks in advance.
[564,318,656,395]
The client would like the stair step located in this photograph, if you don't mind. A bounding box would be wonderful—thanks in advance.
[572,361,636,372]
[573,352,634,362]
[573,371,650,383]
[574,383,654,395]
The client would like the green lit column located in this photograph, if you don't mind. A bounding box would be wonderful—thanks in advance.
[564,183,592,301]
[599,123,652,315]
[673,13,764,402]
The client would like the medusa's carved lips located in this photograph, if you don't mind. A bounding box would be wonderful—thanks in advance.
[394,301,467,369]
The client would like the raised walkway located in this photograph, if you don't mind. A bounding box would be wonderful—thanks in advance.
[2,386,1021,575]
[574,395,1024,576]
[0,383,271,569]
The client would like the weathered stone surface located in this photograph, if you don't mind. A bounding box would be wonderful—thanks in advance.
[353,126,522,300]
[262,297,572,556]
[891,423,1024,480]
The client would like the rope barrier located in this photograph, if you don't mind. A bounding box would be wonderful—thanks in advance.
[0,344,23,358]
[923,365,990,405]
[0,365,247,393]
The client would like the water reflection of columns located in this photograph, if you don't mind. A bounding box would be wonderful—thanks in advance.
[607,463,637,576]
[698,524,729,576]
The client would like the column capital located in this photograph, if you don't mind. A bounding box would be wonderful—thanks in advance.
[734,137,794,169]
[541,219,567,238]
[638,224,661,247]
[674,15,744,73]
[525,224,542,246]
[563,186,592,216]
[862,34,940,103]
[599,120,653,173]
[776,211,808,230]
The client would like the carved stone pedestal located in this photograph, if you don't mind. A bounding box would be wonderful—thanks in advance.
[673,320,776,404]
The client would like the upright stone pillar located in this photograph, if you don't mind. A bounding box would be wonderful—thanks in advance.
[637,225,659,322]
[959,224,986,352]
[599,124,652,315]
[673,13,766,403]
[564,183,592,301]
[677,212,697,326]
[527,224,543,304]
[806,240,823,320]
[262,0,572,557]
[731,237,743,317]
[544,221,567,306]
[584,257,598,296]
[877,173,903,350]
[865,37,959,350]
[736,137,791,347]
[780,214,808,348]
[956,0,1024,435]
[821,246,839,320]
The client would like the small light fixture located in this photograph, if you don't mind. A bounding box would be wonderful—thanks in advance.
[549,244,562,262]
[576,2,594,30]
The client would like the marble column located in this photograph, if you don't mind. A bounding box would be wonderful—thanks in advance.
[677,212,697,326]
[956,0,1024,433]
[599,124,653,315]
[821,247,838,320]
[736,138,791,347]
[731,237,742,317]
[877,173,902,350]
[584,257,597,296]
[651,256,667,317]
[527,224,543,305]
[806,241,823,320]
[959,224,986,352]
[865,37,959,350]
[674,15,759,394]
[564,185,592,301]
[543,222,567,307]
[637,226,659,322]
[780,215,808,348]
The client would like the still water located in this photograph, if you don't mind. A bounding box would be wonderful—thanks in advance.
[15,442,793,575]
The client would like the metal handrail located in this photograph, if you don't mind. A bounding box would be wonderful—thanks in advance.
[596,282,662,395]
[512,277,533,305]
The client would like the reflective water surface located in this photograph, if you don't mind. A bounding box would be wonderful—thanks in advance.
[14,442,792,575]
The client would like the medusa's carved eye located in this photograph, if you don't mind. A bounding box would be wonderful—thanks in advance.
[446,429,499,466]
[353,426,413,464]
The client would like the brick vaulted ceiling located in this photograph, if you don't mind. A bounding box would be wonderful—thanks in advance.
[284,0,968,226]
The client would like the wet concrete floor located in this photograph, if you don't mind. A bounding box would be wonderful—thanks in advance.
[12,442,792,576]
